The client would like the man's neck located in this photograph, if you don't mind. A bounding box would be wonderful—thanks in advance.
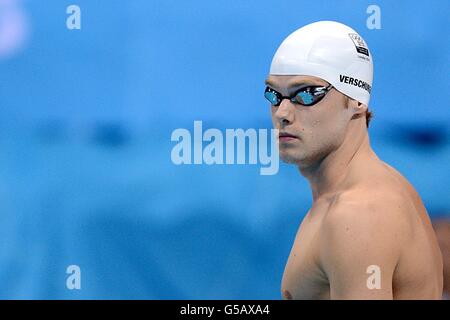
[299,121,374,202]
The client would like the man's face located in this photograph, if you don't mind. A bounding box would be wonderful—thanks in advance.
[266,75,352,168]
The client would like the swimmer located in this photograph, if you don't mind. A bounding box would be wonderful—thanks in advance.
[264,21,443,299]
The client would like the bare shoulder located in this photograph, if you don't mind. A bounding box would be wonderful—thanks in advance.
[317,185,416,298]
[316,161,441,298]
[320,184,415,268]
[325,183,414,235]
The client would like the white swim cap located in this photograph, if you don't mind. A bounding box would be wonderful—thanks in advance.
[269,21,373,106]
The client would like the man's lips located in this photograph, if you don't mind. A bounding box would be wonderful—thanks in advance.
[278,132,298,141]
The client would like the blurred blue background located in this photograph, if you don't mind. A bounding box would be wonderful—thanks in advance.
[0,0,448,299]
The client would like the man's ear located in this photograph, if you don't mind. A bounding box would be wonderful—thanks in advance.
[348,98,367,116]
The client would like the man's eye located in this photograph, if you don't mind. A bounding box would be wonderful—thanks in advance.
[298,92,314,104]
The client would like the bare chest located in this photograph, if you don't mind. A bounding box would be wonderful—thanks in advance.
[281,209,330,300]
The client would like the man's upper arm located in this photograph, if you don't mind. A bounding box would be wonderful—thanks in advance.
[320,196,408,300]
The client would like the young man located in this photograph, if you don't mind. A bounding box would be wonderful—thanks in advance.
[264,21,443,299]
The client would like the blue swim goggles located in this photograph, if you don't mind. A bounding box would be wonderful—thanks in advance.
[264,84,333,107]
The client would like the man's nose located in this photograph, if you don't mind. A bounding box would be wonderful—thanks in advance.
[274,99,295,125]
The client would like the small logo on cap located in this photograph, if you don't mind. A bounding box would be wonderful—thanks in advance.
[348,33,370,57]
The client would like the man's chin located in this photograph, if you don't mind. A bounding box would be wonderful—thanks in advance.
[279,151,303,165]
